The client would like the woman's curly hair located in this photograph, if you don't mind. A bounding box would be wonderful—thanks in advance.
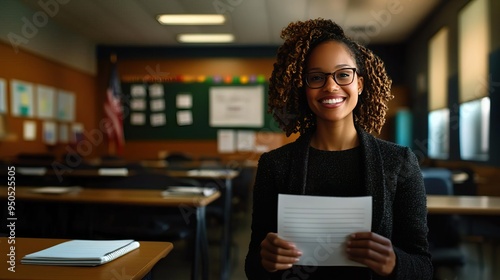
[269,18,393,136]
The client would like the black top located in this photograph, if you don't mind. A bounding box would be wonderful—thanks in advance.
[245,128,433,280]
[306,146,365,197]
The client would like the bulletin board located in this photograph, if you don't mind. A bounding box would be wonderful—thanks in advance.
[122,82,281,140]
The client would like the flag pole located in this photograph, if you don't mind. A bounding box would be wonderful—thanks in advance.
[108,53,117,156]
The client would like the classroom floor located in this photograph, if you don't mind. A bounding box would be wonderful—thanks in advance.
[150,199,500,280]
[150,209,251,280]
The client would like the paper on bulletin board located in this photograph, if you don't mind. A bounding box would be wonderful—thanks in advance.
[150,113,166,127]
[218,129,235,153]
[237,130,256,151]
[23,120,37,141]
[0,79,6,114]
[131,84,146,98]
[11,80,34,117]
[176,110,192,126]
[149,84,164,98]
[130,99,146,111]
[37,85,55,119]
[209,85,264,127]
[150,99,165,112]
[176,93,192,109]
[130,113,146,125]
[43,121,57,145]
[57,90,75,122]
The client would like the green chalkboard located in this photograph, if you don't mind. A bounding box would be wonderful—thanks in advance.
[122,82,281,140]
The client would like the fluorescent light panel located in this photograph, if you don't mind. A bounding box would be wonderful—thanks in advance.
[157,14,226,25]
[177,34,234,43]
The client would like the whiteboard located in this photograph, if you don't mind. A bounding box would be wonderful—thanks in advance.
[209,85,264,127]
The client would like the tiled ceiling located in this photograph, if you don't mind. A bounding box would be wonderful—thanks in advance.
[19,0,442,46]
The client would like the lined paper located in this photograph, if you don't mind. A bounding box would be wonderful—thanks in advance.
[278,194,372,266]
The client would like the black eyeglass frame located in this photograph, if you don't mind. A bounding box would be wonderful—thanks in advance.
[304,67,358,89]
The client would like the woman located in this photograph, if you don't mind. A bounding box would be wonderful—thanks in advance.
[245,19,432,279]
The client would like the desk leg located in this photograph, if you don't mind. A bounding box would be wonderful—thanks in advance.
[192,206,209,280]
[220,178,232,280]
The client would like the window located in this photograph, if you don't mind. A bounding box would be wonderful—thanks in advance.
[459,97,490,161]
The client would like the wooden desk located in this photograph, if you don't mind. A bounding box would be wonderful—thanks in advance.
[1,187,220,280]
[427,195,500,215]
[0,237,173,280]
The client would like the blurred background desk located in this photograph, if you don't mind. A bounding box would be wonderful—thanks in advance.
[0,187,219,280]
[427,195,500,215]
[163,168,239,280]
[0,237,173,280]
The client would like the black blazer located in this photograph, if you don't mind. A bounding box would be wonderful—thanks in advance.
[245,127,433,279]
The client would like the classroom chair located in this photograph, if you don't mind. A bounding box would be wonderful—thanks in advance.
[422,168,466,278]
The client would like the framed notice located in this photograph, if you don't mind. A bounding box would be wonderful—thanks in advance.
[37,85,56,119]
[0,79,6,114]
[11,80,34,117]
[209,85,264,127]
[57,90,75,122]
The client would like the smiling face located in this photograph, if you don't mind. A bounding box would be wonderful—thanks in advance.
[305,40,364,128]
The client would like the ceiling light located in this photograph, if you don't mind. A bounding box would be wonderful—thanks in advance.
[177,34,235,43]
[157,14,226,25]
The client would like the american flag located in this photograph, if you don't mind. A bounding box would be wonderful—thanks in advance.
[104,62,124,154]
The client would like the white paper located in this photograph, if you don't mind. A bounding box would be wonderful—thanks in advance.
[176,110,192,126]
[98,168,129,176]
[43,121,57,145]
[23,120,37,141]
[11,80,34,117]
[209,86,264,127]
[36,85,55,119]
[237,130,255,151]
[149,84,164,98]
[130,113,146,125]
[57,90,75,122]
[131,84,146,97]
[130,99,146,111]
[278,194,372,267]
[150,113,166,127]
[0,79,7,113]
[150,99,165,111]
[18,167,47,175]
[176,93,192,108]
[217,129,235,153]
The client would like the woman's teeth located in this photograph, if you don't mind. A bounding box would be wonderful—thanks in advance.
[322,98,344,104]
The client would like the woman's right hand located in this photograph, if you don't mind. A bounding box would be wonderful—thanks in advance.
[260,232,302,272]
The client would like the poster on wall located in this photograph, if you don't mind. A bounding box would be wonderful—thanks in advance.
[209,85,264,127]
[37,85,56,119]
[57,90,75,122]
[59,123,69,143]
[176,93,192,109]
[23,120,37,141]
[11,80,35,117]
[43,121,57,145]
[0,79,6,114]
[217,129,235,153]
[71,123,84,143]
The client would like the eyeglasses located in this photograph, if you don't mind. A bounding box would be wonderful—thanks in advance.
[305,68,357,89]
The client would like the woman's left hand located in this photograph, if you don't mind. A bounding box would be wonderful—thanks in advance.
[346,232,396,277]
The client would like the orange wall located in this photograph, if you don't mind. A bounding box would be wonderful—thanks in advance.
[0,41,99,159]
